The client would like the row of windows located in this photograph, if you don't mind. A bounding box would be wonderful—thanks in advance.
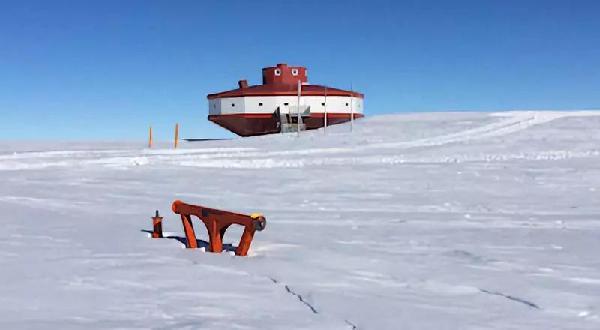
[223,102,357,108]
[274,68,302,76]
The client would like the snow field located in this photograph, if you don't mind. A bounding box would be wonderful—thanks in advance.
[1,111,600,329]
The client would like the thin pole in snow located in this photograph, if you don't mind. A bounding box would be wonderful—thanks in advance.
[174,123,179,149]
[279,106,283,135]
[324,86,328,134]
[350,82,354,133]
[148,125,153,148]
[297,80,301,136]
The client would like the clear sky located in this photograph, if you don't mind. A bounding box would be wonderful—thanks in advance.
[1,0,599,140]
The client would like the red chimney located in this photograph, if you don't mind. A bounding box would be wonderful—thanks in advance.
[238,80,248,89]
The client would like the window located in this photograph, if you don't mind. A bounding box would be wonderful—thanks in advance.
[232,103,235,107]
[321,102,325,106]
[258,102,263,106]
[284,102,289,106]
[345,102,349,106]
[274,69,281,76]
[291,68,298,76]
[213,103,216,108]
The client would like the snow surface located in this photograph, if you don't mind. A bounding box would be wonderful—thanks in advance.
[1,111,600,329]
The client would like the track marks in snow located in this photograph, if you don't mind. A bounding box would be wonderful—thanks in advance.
[167,110,600,167]
[568,277,600,285]
[364,111,572,150]
[169,112,584,165]
[0,195,92,211]
[2,111,600,171]
[3,148,600,170]
[132,111,600,168]
[175,149,600,168]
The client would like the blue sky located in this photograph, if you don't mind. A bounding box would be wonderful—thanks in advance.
[1,0,599,140]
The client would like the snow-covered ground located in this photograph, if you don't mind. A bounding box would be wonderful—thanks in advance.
[1,111,600,329]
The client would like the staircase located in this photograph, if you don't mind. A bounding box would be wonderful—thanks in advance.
[280,105,310,133]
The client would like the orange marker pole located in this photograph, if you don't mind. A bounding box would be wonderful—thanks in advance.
[151,210,163,238]
[174,123,179,149]
[148,126,153,148]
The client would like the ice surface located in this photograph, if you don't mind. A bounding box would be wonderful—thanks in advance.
[1,111,600,329]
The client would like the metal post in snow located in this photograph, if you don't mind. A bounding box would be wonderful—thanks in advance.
[297,80,301,136]
[350,83,354,133]
[324,86,328,134]
[174,123,179,149]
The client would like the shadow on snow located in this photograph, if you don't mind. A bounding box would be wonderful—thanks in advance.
[140,229,237,253]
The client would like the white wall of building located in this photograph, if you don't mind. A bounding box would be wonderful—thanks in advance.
[209,95,364,115]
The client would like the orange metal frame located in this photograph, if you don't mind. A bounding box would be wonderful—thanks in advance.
[167,200,266,256]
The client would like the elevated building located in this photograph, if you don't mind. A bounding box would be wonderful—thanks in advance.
[207,63,364,136]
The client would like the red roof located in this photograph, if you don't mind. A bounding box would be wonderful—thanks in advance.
[207,84,364,100]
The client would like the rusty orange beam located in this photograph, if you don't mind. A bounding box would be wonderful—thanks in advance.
[171,200,266,256]
[180,213,198,248]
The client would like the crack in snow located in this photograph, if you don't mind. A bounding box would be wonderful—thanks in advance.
[269,277,318,314]
[268,277,360,328]
[345,319,359,329]
[479,288,540,309]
